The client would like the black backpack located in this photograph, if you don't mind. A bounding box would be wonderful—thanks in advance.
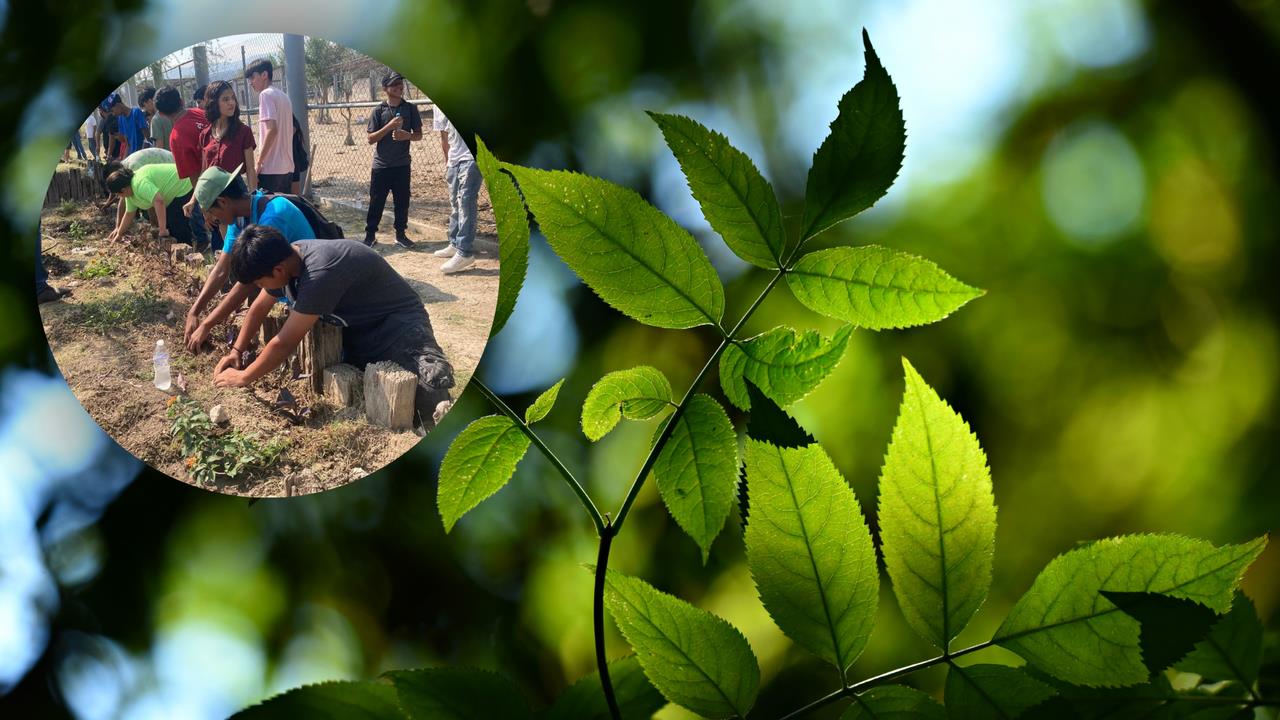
[291,115,309,174]
[255,192,343,239]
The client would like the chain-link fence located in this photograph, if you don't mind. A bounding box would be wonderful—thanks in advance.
[100,33,491,237]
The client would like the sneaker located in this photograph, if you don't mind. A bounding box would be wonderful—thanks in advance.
[362,233,377,248]
[432,245,457,258]
[440,253,475,274]
[395,233,416,249]
[37,286,69,304]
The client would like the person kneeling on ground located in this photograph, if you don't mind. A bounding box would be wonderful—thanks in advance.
[213,225,454,430]
[104,163,193,244]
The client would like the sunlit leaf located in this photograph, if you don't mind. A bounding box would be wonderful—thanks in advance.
[387,667,531,720]
[232,680,402,720]
[719,325,853,410]
[525,378,565,424]
[745,439,878,673]
[437,416,530,532]
[944,664,1057,720]
[995,535,1267,687]
[653,393,739,563]
[800,29,905,243]
[878,358,996,649]
[650,111,787,269]
[581,366,673,441]
[476,137,529,337]
[1176,593,1264,690]
[841,685,945,720]
[540,656,665,720]
[787,246,982,329]
[604,570,759,719]
[504,164,725,329]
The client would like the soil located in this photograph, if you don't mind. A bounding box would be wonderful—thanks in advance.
[38,178,498,497]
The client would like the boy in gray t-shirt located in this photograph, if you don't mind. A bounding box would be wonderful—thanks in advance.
[213,227,453,428]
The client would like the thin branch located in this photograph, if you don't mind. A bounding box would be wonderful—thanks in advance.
[594,522,621,720]
[472,378,606,535]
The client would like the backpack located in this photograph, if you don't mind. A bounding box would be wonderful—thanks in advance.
[255,192,343,239]
[291,114,309,174]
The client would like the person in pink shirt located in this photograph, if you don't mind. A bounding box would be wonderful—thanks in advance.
[245,59,294,193]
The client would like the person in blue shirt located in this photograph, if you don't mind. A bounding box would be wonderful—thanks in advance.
[104,92,149,156]
[184,164,314,351]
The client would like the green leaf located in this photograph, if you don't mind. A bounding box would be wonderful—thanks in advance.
[654,393,739,563]
[995,534,1267,687]
[719,325,853,410]
[387,668,531,720]
[944,664,1057,720]
[581,367,673,441]
[649,111,787,269]
[525,378,565,424]
[1100,591,1219,672]
[504,163,725,329]
[476,137,529,337]
[878,358,996,649]
[539,656,665,720]
[1176,594,1264,689]
[232,680,402,720]
[437,416,531,532]
[604,570,760,719]
[841,686,946,720]
[744,439,879,673]
[787,246,982,330]
[1022,671,1179,720]
[800,29,906,243]
[744,381,815,449]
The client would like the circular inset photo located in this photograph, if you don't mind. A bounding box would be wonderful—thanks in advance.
[36,34,498,497]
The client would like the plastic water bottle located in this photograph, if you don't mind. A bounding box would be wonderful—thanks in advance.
[153,340,171,391]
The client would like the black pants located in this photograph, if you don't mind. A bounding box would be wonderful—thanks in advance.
[164,192,193,245]
[259,173,292,193]
[365,164,410,235]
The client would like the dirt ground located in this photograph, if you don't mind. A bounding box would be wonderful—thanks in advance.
[38,169,498,497]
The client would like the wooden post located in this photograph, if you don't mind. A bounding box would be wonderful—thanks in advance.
[363,361,416,430]
[299,322,343,393]
[323,363,363,407]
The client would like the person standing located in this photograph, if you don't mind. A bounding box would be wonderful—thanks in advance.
[364,72,421,249]
[138,87,158,147]
[83,109,100,162]
[147,87,172,151]
[105,92,148,156]
[245,59,294,193]
[155,86,210,251]
[195,80,258,198]
[432,106,479,273]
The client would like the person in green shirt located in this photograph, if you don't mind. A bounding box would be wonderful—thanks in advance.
[105,163,194,244]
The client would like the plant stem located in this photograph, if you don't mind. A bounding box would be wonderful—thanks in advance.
[775,641,994,720]
[594,521,622,720]
[472,378,606,536]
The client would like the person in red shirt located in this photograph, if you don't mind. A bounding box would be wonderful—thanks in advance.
[154,86,211,251]
[196,80,258,191]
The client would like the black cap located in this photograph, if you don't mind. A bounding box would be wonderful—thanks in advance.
[381,72,405,88]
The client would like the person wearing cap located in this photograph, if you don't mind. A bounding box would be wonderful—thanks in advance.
[104,92,149,157]
[182,164,313,352]
[432,105,479,274]
[363,71,422,249]
[103,163,194,244]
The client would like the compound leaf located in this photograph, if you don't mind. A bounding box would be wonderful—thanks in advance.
[878,358,996,649]
[231,680,402,720]
[801,30,906,243]
[720,325,853,410]
[504,163,725,330]
[604,570,759,719]
[995,535,1267,687]
[581,367,674,441]
[525,378,565,424]
[437,416,531,532]
[476,137,529,337]
[945,664,1057,720]
[540,656,665,720]
[745,439,879,673]
[654,393,739,563]
[650,111,787,269]
[1176,593,1264,690]
[387,668,530,720]
[787,246,982,330]
[841,685,945,720]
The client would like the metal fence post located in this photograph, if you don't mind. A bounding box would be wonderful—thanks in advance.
[283,34,309,193]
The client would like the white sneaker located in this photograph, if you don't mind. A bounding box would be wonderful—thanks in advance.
[440,253,475,274]
[432,245,457,258]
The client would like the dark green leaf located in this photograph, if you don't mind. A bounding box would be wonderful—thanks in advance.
[787,246,982,330]
[581,367,674,441]
[504,163,725,329]
[387,667,531,720]
[654,393,739,563]
[719,325,853,410]
[841,685,946,720]
[604,570,760,718]
[1176,594,1264,690]
[745,381,815,449]
[650,111,787,268]
[232,680,402,720]
[800,29,905,243]
[437,416,531,532]
[1101,591,1220,672]
[539,656,665,720]
[945,664,1057,720]
[525,378,565,424]
[475,137,529,337]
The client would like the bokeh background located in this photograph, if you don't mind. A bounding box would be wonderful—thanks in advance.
[2,0,1278,718]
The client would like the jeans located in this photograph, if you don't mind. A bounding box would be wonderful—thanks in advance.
[365,164,410,234]
[35,221,48,292]
[68,134,86,159]
[446,159,480,257]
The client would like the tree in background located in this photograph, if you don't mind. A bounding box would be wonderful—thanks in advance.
[305,36,352,125]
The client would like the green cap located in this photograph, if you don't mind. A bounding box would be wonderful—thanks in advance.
[194,163,244,211]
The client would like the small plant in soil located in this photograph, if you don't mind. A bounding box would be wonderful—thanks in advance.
[72,256,115,280]
[68,219,88,244]
[57,199,77,215]
[167,396,288,487]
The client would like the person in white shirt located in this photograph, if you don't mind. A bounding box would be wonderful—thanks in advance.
[432,106,480,274]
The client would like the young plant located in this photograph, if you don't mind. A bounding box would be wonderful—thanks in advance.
[234,30,1276,720]
[167,396,288,486]
[72,255,115,280]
